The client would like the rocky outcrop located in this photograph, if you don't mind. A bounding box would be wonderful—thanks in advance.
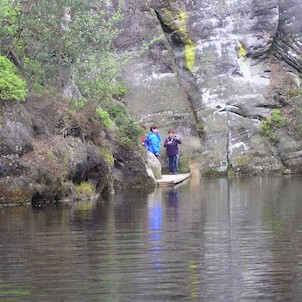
[117,0,302,174]
[1,0,302,204]
[0,97,155,204]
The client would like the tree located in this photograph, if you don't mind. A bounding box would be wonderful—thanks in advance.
[1,0,125,102]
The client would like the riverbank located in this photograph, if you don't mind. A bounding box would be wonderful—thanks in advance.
[0,95,156,205]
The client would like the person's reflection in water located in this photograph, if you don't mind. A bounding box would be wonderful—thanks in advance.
[147,192,163,272]
[166,188,179,224]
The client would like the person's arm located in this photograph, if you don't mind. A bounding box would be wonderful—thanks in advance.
[164,138,169,147]
[156,133,162,143]
[175,136,182,144]
[149,134,160,154]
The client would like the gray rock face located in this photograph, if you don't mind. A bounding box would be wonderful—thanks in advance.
[0,102,34,157]
[117,0,302,174]
[274,0,302,71]
[0,98,155,204]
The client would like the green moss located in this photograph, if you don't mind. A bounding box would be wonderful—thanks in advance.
[237,156,248,167]
[74,181,95,196]
[161,9,195,71]
[237,40,246,57]
[260,109,287,142]
[185,40,196,71]
[178,11,196,71]
[99,147,114,166]
[196,121,205,136]
[271,109,287,127]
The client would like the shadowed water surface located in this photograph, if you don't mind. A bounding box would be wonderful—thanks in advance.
[1,176,302,301]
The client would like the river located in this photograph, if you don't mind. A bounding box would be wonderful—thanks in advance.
[1,175,302,301]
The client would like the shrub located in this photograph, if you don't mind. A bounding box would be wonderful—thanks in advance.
[260,109,287,142]
[96,107,114,129]
[0,56,27,101]
[107,104,144,144]
[107,104,129,126]
[196,121,205,136]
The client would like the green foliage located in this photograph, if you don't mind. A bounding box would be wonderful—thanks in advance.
[0,55,27,101]
[22,57,45,91]
[96,107,114,129]
[0,0,20,54]
[120,120,144,141]
[196,121,205,136]
[107,104,129,126]
[77,72,127,101]
[73,98,88,109]
[1,0,126,102]
[107,104,144,144]
[260,109,287,142]
[271,109,287,127]
[67,4,127,101]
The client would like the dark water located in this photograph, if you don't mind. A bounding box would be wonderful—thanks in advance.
[1,175,302,302]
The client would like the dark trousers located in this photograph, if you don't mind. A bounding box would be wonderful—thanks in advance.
[167,155,179,173]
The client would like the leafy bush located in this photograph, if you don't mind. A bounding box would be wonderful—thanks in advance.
[96,107,114,129]
[107,104,144,144]
[120,120,144,141]
[0,0,20,53]
[0,56,27,101]
[16,0,126,102]
[107,104,129,126]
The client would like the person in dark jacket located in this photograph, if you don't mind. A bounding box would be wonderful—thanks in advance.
[164,129,182,174]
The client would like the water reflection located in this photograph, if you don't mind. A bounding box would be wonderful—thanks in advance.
[2,176,302,301]
[147,190,163,271]
[166,188,179,222]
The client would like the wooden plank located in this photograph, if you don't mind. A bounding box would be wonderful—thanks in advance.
[156,173,191,186]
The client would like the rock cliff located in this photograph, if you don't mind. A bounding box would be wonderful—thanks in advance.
[118,0,302,174]
[0,96,155,204]
[1,0,302,204]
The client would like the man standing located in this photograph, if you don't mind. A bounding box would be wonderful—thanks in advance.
[145,125,162,157]
[164,129,182,174]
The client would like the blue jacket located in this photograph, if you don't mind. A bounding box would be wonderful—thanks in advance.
[145,131,161,155]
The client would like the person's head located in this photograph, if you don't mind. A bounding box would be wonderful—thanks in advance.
[150,125,158,133]
[168,129,174,138]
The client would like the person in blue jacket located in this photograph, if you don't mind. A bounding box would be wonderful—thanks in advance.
[163,129,182,174]
[145,125,162,157]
